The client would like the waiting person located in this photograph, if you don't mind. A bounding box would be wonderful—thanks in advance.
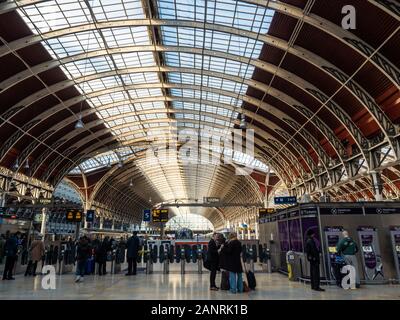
[2,231,20,280]
[96,236,110,276]
[125,232,140,276]
[0,234,5,264]
[337,230,360,288]
[222,232,243,294]
[207,233,220,291]
[25,235,45,276]
[217,234,229,290]
[305,229,325,292]
[75,236,91,283]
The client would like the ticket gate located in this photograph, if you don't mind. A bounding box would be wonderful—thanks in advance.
[323,226,344,282]
[390,226,400,282]
[357,226,384,281]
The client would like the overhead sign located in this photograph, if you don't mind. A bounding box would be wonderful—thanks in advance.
[86,210,95,222]
[66,209,83,223]
[274,196,297,205]
[143,209,151,222]
[320,207,363,215]
[152,209,169,223]
[203,197,220,203]
[364,207,400,215]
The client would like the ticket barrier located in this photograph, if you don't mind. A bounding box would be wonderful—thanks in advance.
[180,248,186,274]
[58,244,74,275]
[163,246,169,274]
[145,247,153,274]
[197,247,203,274]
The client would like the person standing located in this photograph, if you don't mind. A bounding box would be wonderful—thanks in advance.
[222,232,243,294]
[0,234,5,264]
[25,235,45,276]
[96,236,110,276]
[75,236,91,283]
[2,231,20,280]
[305,229,325,292]
[207,233,220,291]
[336,230,360,289]
[217,234,229,290]
[125,232,140,276]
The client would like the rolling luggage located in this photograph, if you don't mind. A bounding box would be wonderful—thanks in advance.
[85,257,95,275]
[241,254,256,290]
[220,270,230,290]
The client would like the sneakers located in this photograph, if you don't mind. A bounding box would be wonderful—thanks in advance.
[75,276,81,283]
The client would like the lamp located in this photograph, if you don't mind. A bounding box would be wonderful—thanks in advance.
[239,113,247,129]
[75,114,84,129]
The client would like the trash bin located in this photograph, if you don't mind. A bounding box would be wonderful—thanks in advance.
[286,251,296,281]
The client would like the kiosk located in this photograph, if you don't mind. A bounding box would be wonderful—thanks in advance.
[357,226,384,281]
[389,226,400,282]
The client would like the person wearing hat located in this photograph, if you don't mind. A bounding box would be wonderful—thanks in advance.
[25,234,45,277]
[305,229,325,292]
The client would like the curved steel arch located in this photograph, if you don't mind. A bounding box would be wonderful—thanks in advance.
[1,0,398,90]
[48,126,296,189]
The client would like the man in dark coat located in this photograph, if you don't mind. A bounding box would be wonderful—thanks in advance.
[207,233,220,290]
[222,232,243,293]
[75,236,91,283]
[305,229,325,291]
[96,237,110,276]
[2,231,20,280]
[126,231,140,276]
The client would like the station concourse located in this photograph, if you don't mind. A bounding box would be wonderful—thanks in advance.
[0,0,399,301]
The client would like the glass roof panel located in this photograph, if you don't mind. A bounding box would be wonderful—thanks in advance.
[17,0,277,208]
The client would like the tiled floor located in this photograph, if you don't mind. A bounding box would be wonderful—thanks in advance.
[1,263,399,300]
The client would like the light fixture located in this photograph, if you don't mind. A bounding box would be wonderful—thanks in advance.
[149,197,152,203]
[129,178,133,187]
[13,159,19,170]
[239,114,247,129]
[24,159,30,169]
[75,114,84,129]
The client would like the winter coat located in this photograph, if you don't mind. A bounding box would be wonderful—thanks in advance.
[207,239,219,266]
[76,239,91,261]
[222,239,243,273]
[96,240,111,263]
[4,235,18,257]
[126,235,140,259]
[30,240,45,261]
[305,236,320,264]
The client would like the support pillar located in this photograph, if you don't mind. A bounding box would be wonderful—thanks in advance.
[371,171,384,201]
[255,216,259,239]
[40,208,47,236]
[99,217,104,230]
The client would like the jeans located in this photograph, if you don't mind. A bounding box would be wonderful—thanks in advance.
[229,272,243,293]
[76,259,86,277]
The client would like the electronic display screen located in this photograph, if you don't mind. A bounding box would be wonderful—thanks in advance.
[362,246,373,253]
[328,247,337,253]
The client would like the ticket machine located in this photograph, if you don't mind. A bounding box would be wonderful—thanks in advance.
[323,226,343,281]
[389,226,400,281]
[357,226,384,281]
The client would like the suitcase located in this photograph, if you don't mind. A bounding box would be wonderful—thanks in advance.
[85,257,95,275]
[220,271,230,290]
[246,270,256,290]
